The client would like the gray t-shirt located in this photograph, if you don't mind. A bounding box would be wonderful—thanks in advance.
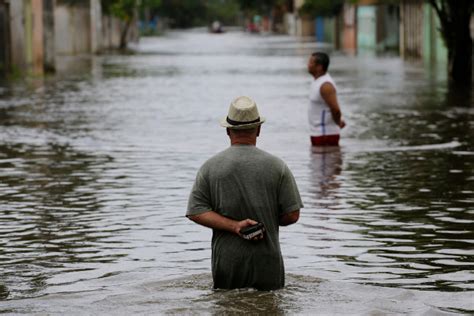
[187,145,304,290]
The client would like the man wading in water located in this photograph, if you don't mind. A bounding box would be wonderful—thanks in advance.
[307,52,346,146]
[186,96,303,290]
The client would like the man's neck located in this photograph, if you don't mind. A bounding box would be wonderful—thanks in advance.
[312,71,327,80]
[230,137,257,146]
[231,140,256,146]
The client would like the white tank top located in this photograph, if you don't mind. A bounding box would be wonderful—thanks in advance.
[308,73,340,136]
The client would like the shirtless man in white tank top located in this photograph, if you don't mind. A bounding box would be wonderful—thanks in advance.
[307,52,345,146]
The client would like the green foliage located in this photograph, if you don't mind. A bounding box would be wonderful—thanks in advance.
[299,0,344,17]
[101,0,289,28]
[101,0,162,21]
[237,0,285,14]
[206,0,240,25]
[155,0,208,27]
[57,0,89,7]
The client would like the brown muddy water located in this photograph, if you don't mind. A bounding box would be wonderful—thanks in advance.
[0,29,473,314]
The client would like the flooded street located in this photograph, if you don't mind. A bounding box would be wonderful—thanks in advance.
[0,30,473,314]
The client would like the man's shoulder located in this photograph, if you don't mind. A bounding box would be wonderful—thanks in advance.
[252,148,290,174]
[254,147,284,163]
[200,148,230,169]
[202,146,285,169]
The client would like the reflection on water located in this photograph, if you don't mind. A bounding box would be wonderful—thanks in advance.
[0,30,473,313]
[309,146,343,201]
[0,142,128,298]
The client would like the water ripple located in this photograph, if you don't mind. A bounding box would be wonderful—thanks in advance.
[0,31,473,308]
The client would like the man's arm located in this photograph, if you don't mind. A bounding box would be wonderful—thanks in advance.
[279,210,300,226]
[320,82,345,128]
[187,211,259,237]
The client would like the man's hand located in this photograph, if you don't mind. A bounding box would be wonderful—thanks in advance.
[187,212,263,240]
[235,219,264,241]
[320,82,344,128]
[339,118,346,129]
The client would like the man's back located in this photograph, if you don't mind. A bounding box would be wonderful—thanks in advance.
[188,145,302,290]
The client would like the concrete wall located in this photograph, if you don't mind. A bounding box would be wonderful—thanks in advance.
[102,15,121,49]
[9,0,27,71]
[31,0,44,74]
[54,2,91,55]
[54,0,128,54]
[3,0,139,76]
[341,4,357,54]
[295,16,314,37]
[1,0,55,75]
[284,13,296,35]
[294,0,314,37]
[90,0,102,53]
[6,0,46,75]
[400,0,423,58]
[43,0,55,72]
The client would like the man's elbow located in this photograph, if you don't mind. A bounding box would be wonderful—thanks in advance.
[187,214,197,222]
[280,210,300,226]
[187,211,212,224]
[187,213,204,223]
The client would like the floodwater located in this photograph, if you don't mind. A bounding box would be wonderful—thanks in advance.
[0,29,473,314]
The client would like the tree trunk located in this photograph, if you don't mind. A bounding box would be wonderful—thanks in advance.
[447,1,472,86]
[430,0,473,86]
[119,19,132,50]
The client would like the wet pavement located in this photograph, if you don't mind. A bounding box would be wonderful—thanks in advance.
[0,29,473,314]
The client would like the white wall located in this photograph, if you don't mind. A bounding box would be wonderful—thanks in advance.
[90,0,102,53]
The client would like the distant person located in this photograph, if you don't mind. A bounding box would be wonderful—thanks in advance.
[186,96,303,290]
[211,20,223,33]
[307,52,345,146]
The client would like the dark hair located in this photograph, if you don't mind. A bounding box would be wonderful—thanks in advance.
[312,52,330,72]
[228,127,259,136]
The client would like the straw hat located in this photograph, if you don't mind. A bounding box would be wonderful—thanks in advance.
[220,96,266,130]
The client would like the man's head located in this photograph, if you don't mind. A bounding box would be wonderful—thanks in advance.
[308,52,330,77]
[220,96,265,130]
[220,96,265,145]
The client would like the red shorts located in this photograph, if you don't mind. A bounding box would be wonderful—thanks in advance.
[311,135,340,146]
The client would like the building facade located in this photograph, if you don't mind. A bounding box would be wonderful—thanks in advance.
[0,0,136,77]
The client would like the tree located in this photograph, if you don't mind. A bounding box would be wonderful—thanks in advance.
[206,0,240,26]
[155,0,208,28]
[236,0,285,15]
[299,0,344,17]
[101,0,162,49]
[428,0,473,86]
